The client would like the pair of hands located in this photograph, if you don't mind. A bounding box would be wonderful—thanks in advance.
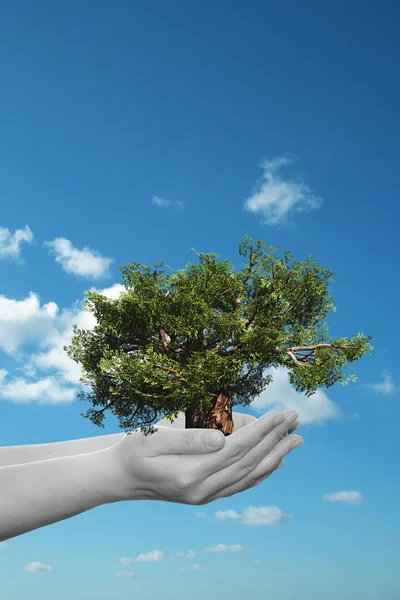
[111,410,302,506]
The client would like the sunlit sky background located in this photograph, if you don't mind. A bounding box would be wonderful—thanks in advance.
[0,1,399,599]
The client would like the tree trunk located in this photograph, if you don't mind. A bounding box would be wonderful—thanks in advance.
[185,390,234,436]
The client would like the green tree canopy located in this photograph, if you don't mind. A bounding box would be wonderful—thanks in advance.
[64,235,373,435]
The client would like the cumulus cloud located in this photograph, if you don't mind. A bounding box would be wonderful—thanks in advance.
[195,512,207,518]
[151,195,184,209]
[24,562,53,573]
[44,237,113,279]
[114,571,137,578]
[243,157,322,226]
[0,372,76,404]
[322,491,363,505]
[250,365,342,425]
[180,564,210,572]
[134,550,167,562]
[359,370,398,396]
[0,292,58,355]
[201,544,250,553]
[118,550,167,566]
[0,225,33,262]
[0,283,125,405]
[214,510,241,521]
[215,505,291,526]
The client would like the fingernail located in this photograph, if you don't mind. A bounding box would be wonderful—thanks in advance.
[291,438,303,449]
[273,415,285,427]
[286,411,299,427]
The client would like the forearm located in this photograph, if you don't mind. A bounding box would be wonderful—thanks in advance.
[0,433,124,466]
[0,447,122,542]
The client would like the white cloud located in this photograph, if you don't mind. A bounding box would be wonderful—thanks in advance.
[152,195,184,209]
[118,550,167,565]
[0,292,58,355]
[175,550,196,559]
[195,512,207,518]
[180,564,210,572]
[322,491,363,505]
[0,225,33,261]
[114,570,136,577]
[24,561,53,573]
[243,157,322,226]
[214,509,241,521]
[134,549,167,562]
[250,366,342,425]
[44,237,113,279]
[241,506,292,526]
[215,505,291,526]
[359,370,398,396]
[0,542,7,550]
[0,372,76,404]
[0,283,125,405]
[202,544,250,553]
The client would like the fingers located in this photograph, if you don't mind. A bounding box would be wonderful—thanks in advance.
[288,418,300,434]
[196,413,299,501]
[264,432,303,467]
[232,411,300,435]
[203,433,303,503]
[209,410,285,470]
[196,412,292,498]
[146,425,226,456]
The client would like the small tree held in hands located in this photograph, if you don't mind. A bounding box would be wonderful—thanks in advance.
[64,235,373,436]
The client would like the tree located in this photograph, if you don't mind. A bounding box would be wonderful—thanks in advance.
[64,235,373,436]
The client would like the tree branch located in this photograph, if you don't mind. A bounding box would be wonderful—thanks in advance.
[154,363,181,378]
[235,248,258,316]
[89,397,141,421]
[276,343,351,367]
[159,328,171,351]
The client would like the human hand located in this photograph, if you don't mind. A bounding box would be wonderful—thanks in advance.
[156,410,300,465]
[110,410,303,506]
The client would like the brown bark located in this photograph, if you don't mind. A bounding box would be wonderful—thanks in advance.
[185,390,234,436]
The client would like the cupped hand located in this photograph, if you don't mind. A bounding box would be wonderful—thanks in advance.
[111,410,303,506]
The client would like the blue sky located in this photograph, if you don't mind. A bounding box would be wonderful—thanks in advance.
[0,1,399,598]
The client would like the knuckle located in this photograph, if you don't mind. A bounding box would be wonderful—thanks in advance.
[176,472,193,490]
[276,429,286,443]
[244,470,259,489]
[231,442,246,459]
[242,454,258,471]
[183,488,204,506]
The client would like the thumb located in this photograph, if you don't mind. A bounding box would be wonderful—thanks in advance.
[156,426,225,455]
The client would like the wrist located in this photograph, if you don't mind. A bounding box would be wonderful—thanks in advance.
[107,433,151,502]
[85,446,127,505]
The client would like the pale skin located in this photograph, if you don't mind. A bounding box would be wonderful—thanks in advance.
[0,410,302,543]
